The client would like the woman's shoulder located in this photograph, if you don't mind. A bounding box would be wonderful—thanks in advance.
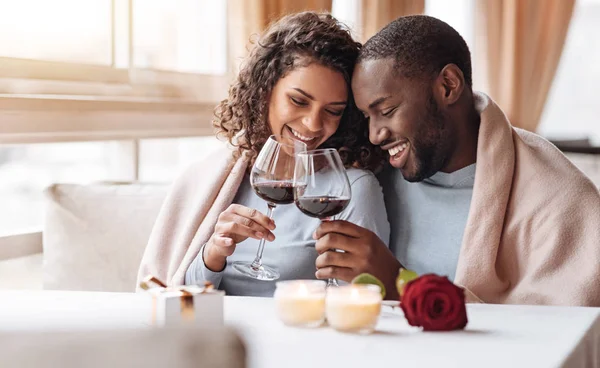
[345,168,379,187]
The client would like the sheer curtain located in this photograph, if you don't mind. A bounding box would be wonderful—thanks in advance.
[227,0,333,72]
[359,0,424,42]
[475,0,576,132]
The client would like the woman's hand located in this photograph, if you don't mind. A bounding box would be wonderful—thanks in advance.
[203,204,276,271]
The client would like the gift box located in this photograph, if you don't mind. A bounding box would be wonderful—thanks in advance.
[140,276,224,327]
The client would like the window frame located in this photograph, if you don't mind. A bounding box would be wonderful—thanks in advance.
[0,0,229,247]
[0,0,230,144]
[0,231,42,261]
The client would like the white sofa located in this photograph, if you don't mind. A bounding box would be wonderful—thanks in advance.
[43,182,168,292]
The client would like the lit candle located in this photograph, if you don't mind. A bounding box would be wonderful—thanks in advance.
[325,284,382,334]
[274,280,326,328]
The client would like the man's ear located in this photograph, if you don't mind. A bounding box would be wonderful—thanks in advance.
[434,64,465,106]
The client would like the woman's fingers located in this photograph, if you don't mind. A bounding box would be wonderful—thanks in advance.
[210,235,236,257]
[220,205,276,241]
[228,214,275,241]
[228,204,276,231]
[219,221,270,241]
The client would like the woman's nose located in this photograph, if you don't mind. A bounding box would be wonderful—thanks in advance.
[302,111,323,132]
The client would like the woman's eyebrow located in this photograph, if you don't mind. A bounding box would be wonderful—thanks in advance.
[292,88,347,105]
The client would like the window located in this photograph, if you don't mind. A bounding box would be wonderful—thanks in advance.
[425,0,475,52]
[0,138,223,236]
[539,0,600,143]
[139,137,223,182]
[0,0,228,238]
[425,0,477,85]
[332,0,360,38]
[0,142,117,235]
[0,0,229,102]
[133,0,227,74]
[0,0,112,65]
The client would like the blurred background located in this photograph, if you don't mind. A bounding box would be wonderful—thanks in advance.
[0,0,598,286]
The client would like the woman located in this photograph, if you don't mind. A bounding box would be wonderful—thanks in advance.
[137,12,389,296]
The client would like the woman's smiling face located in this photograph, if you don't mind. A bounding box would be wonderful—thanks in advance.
[267,62,348,151]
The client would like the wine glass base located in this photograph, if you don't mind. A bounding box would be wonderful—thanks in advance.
[327,278,339,287]
[232,261,280,281]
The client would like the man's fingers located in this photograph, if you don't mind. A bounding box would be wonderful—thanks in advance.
[314,234,361,254]
[315,250,353,269]
[313,220,363,240]
[229,204,275,230]
[315,266,355,282]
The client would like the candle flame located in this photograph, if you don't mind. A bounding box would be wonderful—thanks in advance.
[298,283,309,297]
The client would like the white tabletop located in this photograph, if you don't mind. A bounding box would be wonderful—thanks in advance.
[0,290,598,368]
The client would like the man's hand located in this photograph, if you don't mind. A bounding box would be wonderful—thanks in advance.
[313,220,401,300]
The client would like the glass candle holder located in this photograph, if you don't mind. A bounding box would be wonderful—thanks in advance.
[325,284,382,334]
[274,280,326,328]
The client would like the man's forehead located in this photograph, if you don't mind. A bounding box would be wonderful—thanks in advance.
[355,58,395,82]
[353,58,403,100]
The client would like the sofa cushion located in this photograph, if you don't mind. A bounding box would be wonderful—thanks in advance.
[43,182,168,292]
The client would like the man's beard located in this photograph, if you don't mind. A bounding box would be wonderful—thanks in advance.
[402,95,452,183]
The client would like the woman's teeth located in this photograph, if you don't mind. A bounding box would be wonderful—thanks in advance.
[388,142,408,157]
[290,128,316,142]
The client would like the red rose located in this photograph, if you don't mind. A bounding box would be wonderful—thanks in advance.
[400,274,468,331]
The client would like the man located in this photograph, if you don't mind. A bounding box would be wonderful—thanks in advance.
[314,15,600,306]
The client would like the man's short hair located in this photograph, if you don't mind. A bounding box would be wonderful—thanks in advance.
[359,15,473,88]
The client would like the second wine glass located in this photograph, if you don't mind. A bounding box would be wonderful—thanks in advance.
[293,148,351,287]
[231,135,307,281]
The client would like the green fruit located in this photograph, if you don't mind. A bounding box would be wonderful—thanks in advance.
[351,273,386,298]
[396,268,419,297]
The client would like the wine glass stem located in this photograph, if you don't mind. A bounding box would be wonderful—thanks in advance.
[321,216,338,287]
[250,203,275,271]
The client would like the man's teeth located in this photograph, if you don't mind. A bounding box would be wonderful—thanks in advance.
[388,142,408,157]
[290,128,316,142]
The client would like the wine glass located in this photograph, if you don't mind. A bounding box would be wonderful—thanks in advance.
[293,148,351,287]
[231,135,307,281]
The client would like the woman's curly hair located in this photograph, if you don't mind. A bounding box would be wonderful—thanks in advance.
[214,11,385,172]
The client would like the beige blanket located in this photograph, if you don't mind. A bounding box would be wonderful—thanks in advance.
[454,93,600,306]
[137,92,600,306]
[137,146,248,287]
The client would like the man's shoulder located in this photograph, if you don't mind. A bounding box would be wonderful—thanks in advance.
[510,128,599,212]
[512,128,596,187]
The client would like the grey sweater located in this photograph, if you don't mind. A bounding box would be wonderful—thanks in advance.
[380,164,476,281]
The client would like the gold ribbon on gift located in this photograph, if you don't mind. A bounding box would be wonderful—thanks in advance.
[140,275,215,324]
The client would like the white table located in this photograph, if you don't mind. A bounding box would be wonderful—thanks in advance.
[0,290,598,368]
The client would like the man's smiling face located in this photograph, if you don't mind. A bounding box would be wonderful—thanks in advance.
[352,58,453,182]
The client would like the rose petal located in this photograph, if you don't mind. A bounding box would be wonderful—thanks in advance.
[400,274,468,331]
[421,292,452,330]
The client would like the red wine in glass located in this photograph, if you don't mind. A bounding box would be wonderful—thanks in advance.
[253,181,295,205]
[293,148,352,287]
[295,196,350,219]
